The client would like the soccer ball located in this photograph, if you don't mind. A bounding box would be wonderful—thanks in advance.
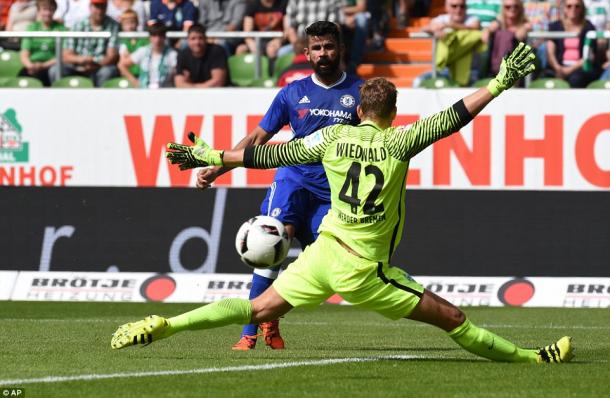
[235,216,290,269]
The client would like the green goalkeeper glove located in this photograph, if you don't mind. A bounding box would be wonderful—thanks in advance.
[487,42,536,97]
[166,132,224,170]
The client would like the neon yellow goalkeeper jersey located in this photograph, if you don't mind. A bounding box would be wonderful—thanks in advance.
[244,101,471,262]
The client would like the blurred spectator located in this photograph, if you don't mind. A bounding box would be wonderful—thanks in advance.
[52,0,119,86]
[19,0,66,85]
[108,0,147,30]
[235,0,287,59]
[198,0,247,55]
[420,0,483,86]
[280,0,343,58]
[482,0,531,76]
[546,0,600,87]
[277,35,312,86]
[600,44,609,79]
[523,0,560,71]
[174,23,228,87]
[54,0,90,29]
[584,0,610,61]
[466,0,501,28]
[149,0,196,32]
[119,22,177,87]
[118,9,147,77]
[7,0,37,31]
[523,0,559,31]
[342,0,369,73]
[393,0,432,28]
[2,0,36,49]
[584,0,610,32]
[395,0,411,28]
[1,0,16,30]
[366,0,389,51]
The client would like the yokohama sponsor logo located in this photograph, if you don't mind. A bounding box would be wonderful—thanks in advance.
[309,108,353,120]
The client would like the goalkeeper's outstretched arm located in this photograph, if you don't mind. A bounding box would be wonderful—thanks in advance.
[167,126,336,170]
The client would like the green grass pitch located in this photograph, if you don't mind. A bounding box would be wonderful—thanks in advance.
[1,301,608,397]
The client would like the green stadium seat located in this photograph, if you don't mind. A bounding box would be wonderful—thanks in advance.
[0,76,44,88]
[272,53,295,80]
[472,78,492,88]
[102,77,134,88]
[586,79,610,89]
[528,78,570,89]
[250,78,276,88]
[420,77,458,89]
[52,76,94,88]
[0,50,24,77]
[228,53,270,87]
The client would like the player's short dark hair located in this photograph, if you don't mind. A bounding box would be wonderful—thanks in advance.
[305,21,342,44]
[359,78,397,120]
[148,22,167,37]
[188,23,207,37]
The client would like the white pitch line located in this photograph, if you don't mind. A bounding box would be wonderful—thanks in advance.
[0,355,421,386]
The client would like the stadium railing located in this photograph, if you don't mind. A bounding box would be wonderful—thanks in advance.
[2,30,608,87]
[0,30,283,80]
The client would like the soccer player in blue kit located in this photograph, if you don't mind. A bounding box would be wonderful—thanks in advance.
[195,21,363,350]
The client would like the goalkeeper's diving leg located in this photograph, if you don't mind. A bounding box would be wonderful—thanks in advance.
[407,290,574,364]
[110,286,293,350]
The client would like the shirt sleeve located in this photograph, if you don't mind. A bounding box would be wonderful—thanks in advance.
[229,0,247,26]
[149,0,160,21]
[258,87,290,134]
[21,22,36,51]
[130,46,146,64]
[386,100,472,161]
[182,1,197,22]
[108,20,120,50]
[245,1,256,17]
[243,125,340,168]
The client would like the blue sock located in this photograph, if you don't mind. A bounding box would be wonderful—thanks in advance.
[241,268,279,337]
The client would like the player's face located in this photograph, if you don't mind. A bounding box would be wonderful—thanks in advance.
[305,35,342,77]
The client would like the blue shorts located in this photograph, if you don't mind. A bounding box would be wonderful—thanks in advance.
[260,176,330,248]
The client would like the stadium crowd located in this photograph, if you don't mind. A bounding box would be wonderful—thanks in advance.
[0,0,608,87]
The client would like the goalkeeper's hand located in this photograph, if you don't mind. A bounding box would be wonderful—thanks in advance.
[166,132,224,170]
[487,42,536,97]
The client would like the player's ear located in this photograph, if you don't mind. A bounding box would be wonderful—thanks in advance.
[304,45,311,61]
[389,107,397,123]
[356,105,364,120]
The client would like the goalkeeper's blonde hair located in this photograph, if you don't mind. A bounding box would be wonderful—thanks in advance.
[359,78,397,120]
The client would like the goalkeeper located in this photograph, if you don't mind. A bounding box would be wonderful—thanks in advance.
[113,43,573,364]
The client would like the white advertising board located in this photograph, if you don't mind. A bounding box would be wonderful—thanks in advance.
[1,89,608,190]
[6,271,610,307]
[0,271,18,300]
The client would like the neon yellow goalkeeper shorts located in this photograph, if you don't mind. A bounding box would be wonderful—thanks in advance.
[272,232,424,320]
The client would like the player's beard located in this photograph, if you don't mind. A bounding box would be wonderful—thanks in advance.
[312,56,341,78]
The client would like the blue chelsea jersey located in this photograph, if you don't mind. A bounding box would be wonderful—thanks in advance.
[259,72,363,200]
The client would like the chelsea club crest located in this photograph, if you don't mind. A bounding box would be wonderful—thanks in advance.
[339,94,356,108]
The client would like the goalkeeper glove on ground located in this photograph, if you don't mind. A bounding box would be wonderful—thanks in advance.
[487,42,536,97]
[166,132,224,170]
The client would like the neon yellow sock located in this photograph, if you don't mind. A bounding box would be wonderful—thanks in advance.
[448,319,538,363]
[166,298,253,334]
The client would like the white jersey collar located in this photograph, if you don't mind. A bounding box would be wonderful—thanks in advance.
[311,72,346,89]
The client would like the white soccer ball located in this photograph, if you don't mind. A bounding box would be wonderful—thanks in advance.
[235,216,290,269]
